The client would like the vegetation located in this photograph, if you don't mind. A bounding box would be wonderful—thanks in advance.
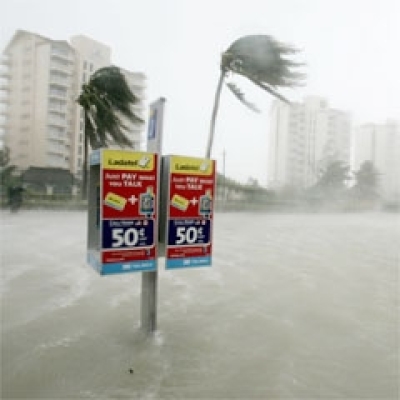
[313,160,350,194]
[77,66,143,199]
[216,159,394,212]
[0,146,22,201]
[352,161,380,198]
[206,34,305,158]
[349,161,381,208]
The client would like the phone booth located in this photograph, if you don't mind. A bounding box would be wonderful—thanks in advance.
[87,149,159,275]
[160,155,216,269]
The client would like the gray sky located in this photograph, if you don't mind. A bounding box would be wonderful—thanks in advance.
[1,0,399,184]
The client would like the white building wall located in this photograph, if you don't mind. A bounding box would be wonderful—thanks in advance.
[2,30,146,180]
[119,68,146,150]
[353,121,400,202]
[70,35,112,178]
[267,96,352,190]
[267,100,290,188]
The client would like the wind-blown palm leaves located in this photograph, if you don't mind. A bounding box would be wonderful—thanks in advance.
[206,34,305,158]
[77,66,143,198]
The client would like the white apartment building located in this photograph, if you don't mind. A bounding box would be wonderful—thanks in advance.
[1,31,76,171]
[353,121,400,202]
[267,96,352,190]
[119,67,146,149]
[0,30,146,179]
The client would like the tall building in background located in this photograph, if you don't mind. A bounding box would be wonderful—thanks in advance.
[0,30,146,180]
[0,31,76,172]
[69,35,111,179]
[267,96,352,190]
[353,121,400,202]
[119,67,146,149]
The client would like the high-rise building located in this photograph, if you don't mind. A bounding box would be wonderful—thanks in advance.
[0,31,77,172]
[0,30,146,180]
[353,121,400,202]
[267,96,352,190]
[119,67,146,149]
[69,35,112,178]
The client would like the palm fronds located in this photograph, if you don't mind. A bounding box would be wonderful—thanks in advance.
[206,34,305,158]
[77,66,143,198]
[77,66,143,149]
[225,82,260,112]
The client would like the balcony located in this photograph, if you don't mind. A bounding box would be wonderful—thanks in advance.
[49,76,69,87]
[0,70,10,79]
[0,120,9,129]
[47,144,67,156]
[50,62,72,76]
[48,104,67,114]
[50,48,74,63]
[48,138,69,148]
[48,91,67,101]
[1,56,11,66]
[48,117,67,128]
[0,82,10,91]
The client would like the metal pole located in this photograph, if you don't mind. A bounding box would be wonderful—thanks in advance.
[140,98,165,334]
[222,149,226,205]
[141,270,158,332]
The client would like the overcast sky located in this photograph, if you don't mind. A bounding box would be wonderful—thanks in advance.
[1,0,399,184]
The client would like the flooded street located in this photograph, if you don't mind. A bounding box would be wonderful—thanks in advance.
[1,210,399,399]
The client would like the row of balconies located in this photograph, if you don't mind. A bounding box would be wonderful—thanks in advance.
[47,140,70,155]
[50,49,73,61]
[50,62,73,76]
[46,153,70,168]
[47,131,68,142]
[49,76,70,87]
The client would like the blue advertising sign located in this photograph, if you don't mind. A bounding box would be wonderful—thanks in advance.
[147,109,157,140]
[102,219,154,249]
[167,219,211,246]
[87,149,159,275]
[147,98,165,154]
[164,155,216,269]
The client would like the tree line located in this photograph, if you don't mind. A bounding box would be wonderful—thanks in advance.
[217,159,382,211]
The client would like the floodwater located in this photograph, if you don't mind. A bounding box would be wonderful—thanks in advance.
[1,210,399,399]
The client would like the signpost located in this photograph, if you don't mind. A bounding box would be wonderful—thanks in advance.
[163,155,216,269]
[141,97,166,333]
[87,149,158,275]
[86,97,217,335]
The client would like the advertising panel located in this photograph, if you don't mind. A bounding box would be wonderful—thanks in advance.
[165,155,216,269]
[88,149,158,275]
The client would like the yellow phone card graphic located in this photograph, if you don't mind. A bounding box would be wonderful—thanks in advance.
[104,192,127,211]
[171,194,189,211]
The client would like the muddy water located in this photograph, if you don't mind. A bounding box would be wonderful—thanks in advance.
[1,211,398,399]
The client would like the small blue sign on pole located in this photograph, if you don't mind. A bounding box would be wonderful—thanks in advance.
[147,109,157,140]
[147,98,165,154]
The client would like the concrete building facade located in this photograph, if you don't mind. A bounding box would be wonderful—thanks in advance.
[267,96,352,190]
[0,30,146,180]
[353,121,400,203]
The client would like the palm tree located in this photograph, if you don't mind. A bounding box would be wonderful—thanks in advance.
[0,146,19,188]
[353,160,380,200]
[206,34,305,158]
[0,146,22,207]
[316,160,351,192]
[77,66,143,199]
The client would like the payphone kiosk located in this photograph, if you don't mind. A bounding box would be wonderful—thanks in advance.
[160,155,216,269]
[87,149,159,275]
